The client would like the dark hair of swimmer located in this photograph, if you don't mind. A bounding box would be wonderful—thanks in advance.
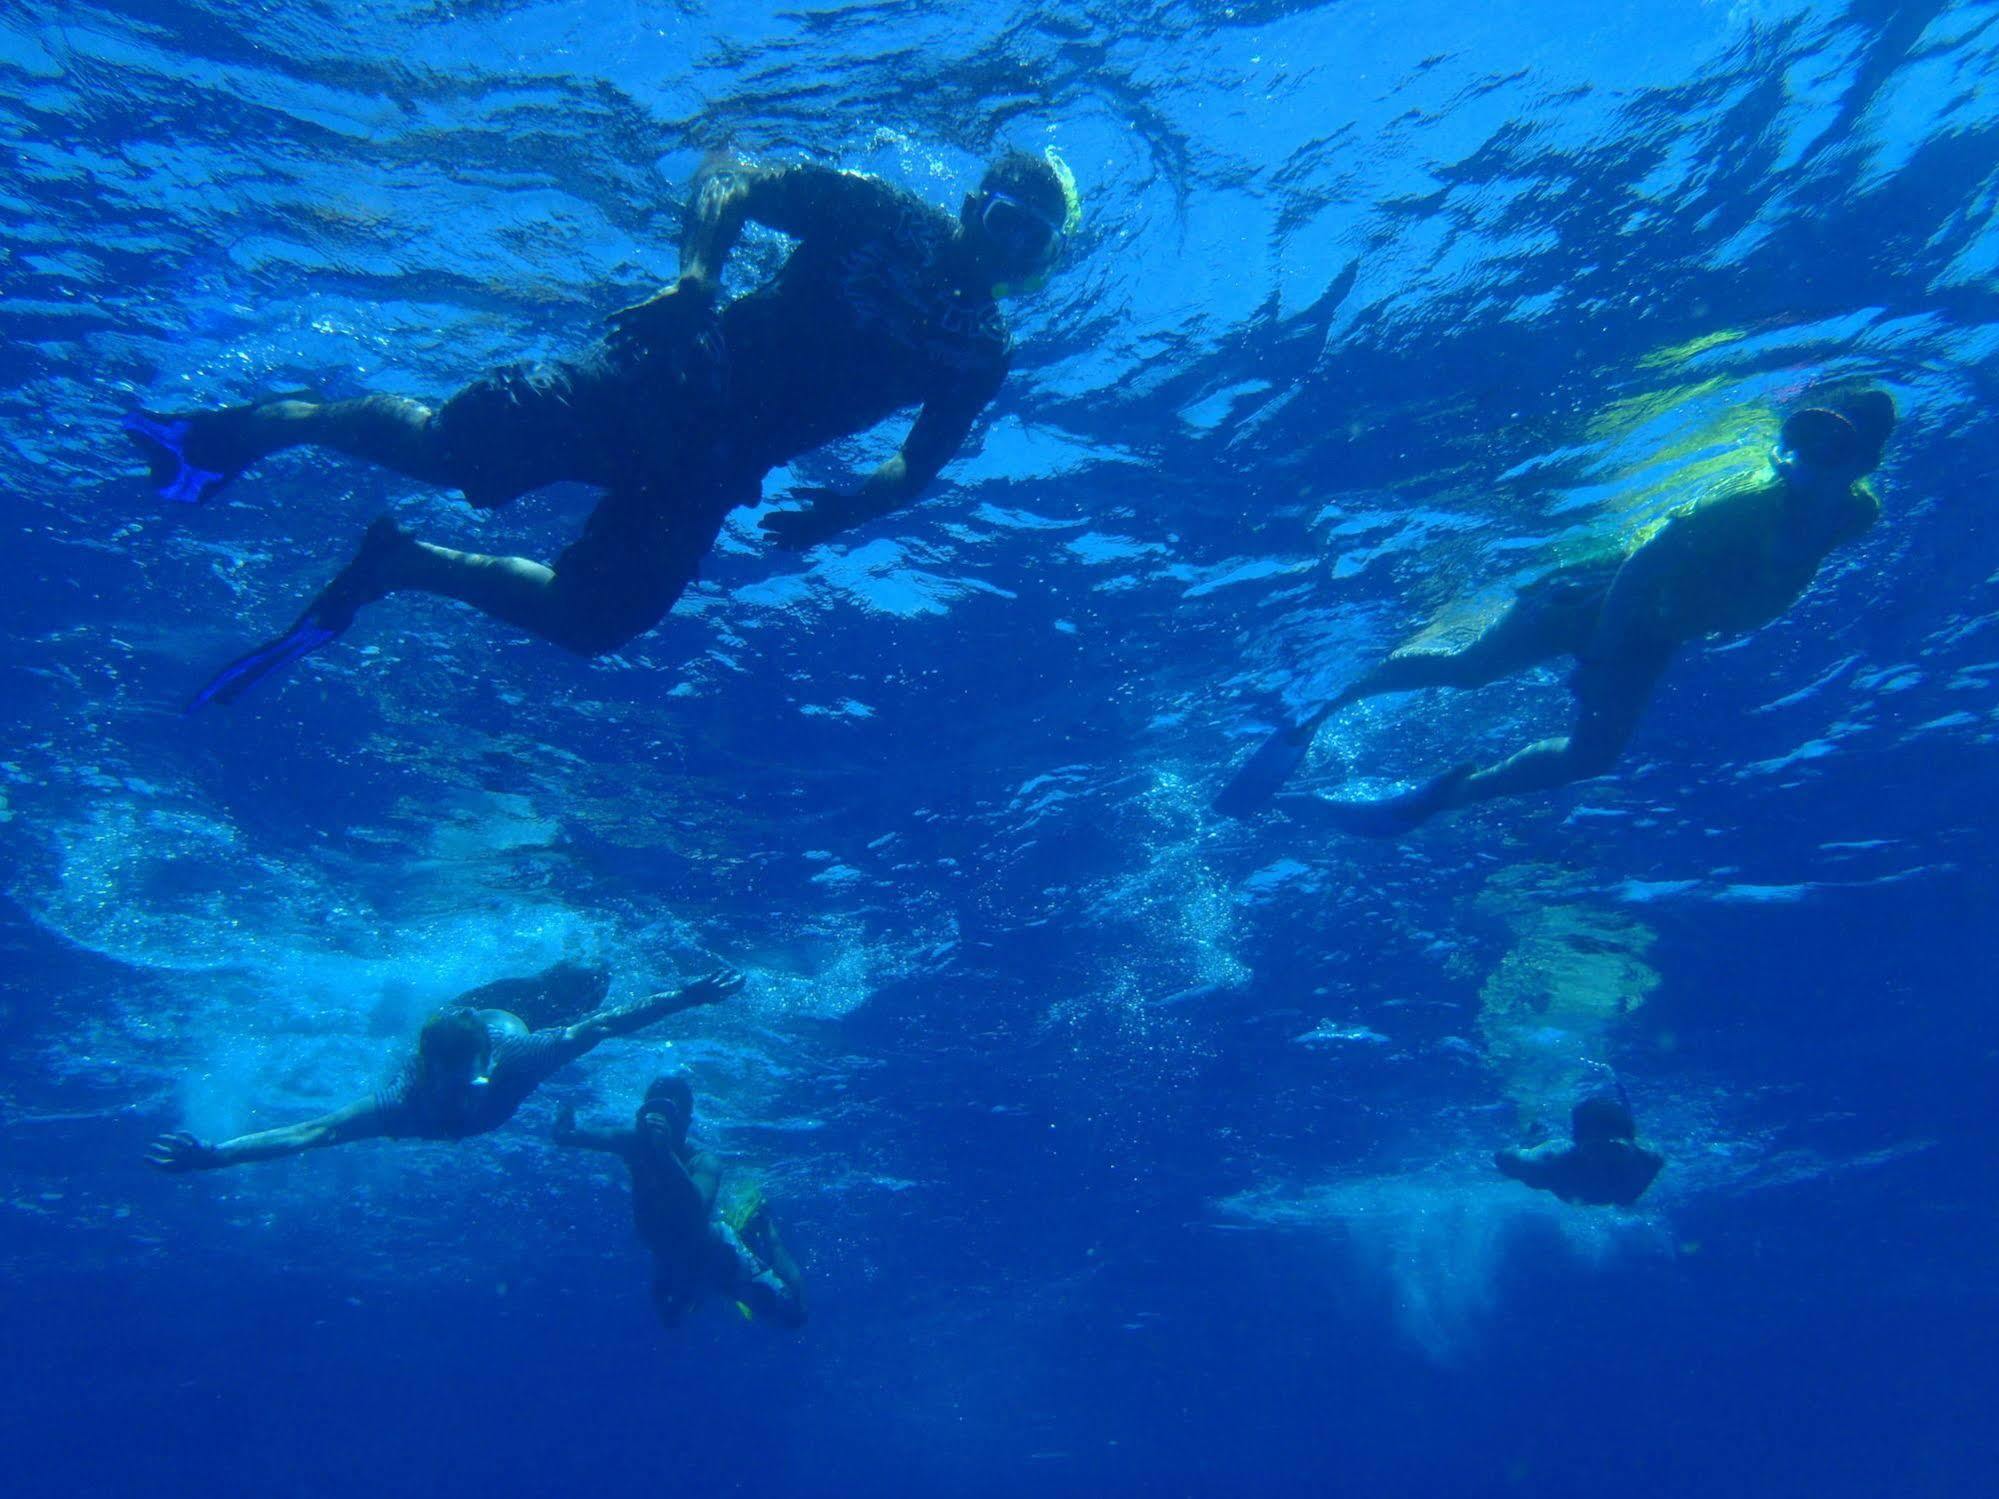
[639,1072,695,1143]
[417,1008,487,1071]
[977,150,1068,228]
[1571,1094,1636,1145]
[1781,388,1897,477]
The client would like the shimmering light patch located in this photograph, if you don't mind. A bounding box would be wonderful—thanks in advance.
[1069,772,1249,1031]
[1564,384,1782,553]
[1472,868,1660,1123]
[1220,1170,1655,1364]
[811,539,1019,619]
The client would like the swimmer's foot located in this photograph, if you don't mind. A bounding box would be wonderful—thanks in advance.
[123,391,316,505]
[187,516,408,710]
[1292,762,1475,838]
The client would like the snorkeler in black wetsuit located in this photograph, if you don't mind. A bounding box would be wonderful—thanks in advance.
[554,1074,807,1330]
[124,148,1082,706]
[147,964,742,1171]
[1495,1085,1665,1209]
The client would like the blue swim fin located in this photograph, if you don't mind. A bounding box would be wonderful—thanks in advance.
[1213,704,1334,818]
[121,412,235,505]
[186,618,341,711]
[185,516,403,711]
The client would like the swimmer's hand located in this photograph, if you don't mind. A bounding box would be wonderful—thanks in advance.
[606,275,718,358]
[147,1131,223,1173]
[759,489,848,550]
[664,969,745,1011]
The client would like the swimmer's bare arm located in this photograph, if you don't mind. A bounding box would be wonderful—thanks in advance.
[147,1097,388,1172]
[1494,1140,1565,1190]
[761,378,1001,548]
[552,1103,638,1160]
[559,970,744,1055]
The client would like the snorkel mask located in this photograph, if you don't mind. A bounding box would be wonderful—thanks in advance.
[988,146,1082,299]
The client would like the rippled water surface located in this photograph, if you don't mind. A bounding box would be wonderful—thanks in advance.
[4,3,1998,1495]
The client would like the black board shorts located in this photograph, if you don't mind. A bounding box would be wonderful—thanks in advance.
[426,337,758,643]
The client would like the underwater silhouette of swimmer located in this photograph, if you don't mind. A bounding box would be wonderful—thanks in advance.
[555,1075,807,1330]
[1495,1087,1665,1209]
[124,148,1082,707]
[1215,390,1896,830]
[147,963,741,1171]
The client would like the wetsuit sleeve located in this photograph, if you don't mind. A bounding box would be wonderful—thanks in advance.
[369,1058,425,1137]
[682,163,899,283]
[1494,1141,1563,1191]
[901,361,1007,489]
[823,360,1007,533]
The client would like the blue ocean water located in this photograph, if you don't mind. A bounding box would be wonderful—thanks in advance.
[4,0,1998,1494]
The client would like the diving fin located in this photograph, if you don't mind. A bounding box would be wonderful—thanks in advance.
[185,516,403,711]
[121,412,235,505]
[124,390,320,506]
[1212,703,1335,818]
[186,618,341,711]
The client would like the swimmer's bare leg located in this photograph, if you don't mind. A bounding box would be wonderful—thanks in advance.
[1436,648,1672,812]
[1332,588,1583,711]
[129,394,461,495]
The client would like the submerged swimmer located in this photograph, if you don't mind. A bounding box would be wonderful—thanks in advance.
[555,1075,807,1330]
[1495,1087,1665,1209]
[1215,390,1896,830]
[125,148,1081,706]
[147,963,741,1171]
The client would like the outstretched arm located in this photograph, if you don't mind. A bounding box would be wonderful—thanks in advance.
[563,970,745,1052]
[552,1102,638,1160]
[1494,1141,1564,1192]
[148,1097,387,1173]
[762,378,1001,548]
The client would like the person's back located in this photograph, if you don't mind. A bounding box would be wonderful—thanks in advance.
[1496,1093,1665,1208]
[716,169,1009,471]
[372,1010,564,1141]
[1606,464,1880,653]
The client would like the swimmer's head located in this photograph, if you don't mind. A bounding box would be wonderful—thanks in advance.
[965,147,1078,296]
[418,1008,489,1080]
[1778,389,1896,484]
[1572,1094,1637,1145]
[638,1071,695,1144]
